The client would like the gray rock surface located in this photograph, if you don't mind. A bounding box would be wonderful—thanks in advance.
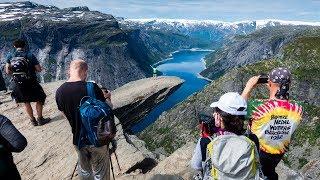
[301,159,320,179]
[150,142,196,179]
[117,142,196,180]
[276,161,304,180]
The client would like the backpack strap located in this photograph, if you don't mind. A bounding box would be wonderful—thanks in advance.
[86,82,96,99]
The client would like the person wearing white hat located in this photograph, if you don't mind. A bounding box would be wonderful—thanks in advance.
[191,92,261,180]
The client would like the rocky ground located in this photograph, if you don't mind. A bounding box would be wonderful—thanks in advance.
[0,76,189,180]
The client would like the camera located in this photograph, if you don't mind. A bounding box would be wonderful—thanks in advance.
[257,74,269,84]
[198,112,217,135]
[198,112,213,124]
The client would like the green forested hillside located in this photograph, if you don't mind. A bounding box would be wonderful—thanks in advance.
[140,27,320,172]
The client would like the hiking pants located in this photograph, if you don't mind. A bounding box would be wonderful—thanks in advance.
[75,145,110,180]
[259,151,283,180]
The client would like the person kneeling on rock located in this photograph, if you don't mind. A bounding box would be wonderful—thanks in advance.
[56,59,116,180]
[191,92,262,180]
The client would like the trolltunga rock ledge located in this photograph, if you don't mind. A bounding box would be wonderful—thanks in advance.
[112,76,184,130]
[0,76,183,179]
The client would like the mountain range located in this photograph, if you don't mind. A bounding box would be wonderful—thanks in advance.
[121,18,320,48]
[0,1,196,89]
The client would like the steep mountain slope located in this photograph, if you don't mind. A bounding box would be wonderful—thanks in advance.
[121,19,320,49]
[0,2,195,90]
[140,27,320,178]
[201,26,320,79]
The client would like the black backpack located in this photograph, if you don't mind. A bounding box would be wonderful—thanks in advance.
[10,55,31,84]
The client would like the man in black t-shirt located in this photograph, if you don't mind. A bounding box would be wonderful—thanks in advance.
[55,59,111,180]
[5,39,50,126]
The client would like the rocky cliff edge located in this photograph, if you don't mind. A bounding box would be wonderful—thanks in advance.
[0,76,183,179]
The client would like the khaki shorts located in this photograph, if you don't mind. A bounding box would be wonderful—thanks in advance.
[75,145,110,180]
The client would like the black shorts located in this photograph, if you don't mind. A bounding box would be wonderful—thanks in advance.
[11,79,46,104]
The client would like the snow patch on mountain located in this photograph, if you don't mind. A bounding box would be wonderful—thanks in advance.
[125,18,320,30]
[0,1,113,22]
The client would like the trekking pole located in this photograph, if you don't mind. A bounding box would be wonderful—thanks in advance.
[114,152,121,171]
[70,161,78,180]
[109,155,116,180]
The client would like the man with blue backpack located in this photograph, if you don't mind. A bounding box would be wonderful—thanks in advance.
[55,59,116,180]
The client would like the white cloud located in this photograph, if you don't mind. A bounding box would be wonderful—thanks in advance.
[0,0,319,21]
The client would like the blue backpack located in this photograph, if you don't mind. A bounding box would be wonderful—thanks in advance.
[78,82,116,148]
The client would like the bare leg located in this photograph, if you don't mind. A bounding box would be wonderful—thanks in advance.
[24,103,34,119]
[35,101,43,118]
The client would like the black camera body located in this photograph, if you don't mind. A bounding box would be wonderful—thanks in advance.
[198,113,213,124]
[198,112,217,135]
[257,74,269,84]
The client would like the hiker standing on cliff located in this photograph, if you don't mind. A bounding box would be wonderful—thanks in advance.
[192,92,261,179]
[242,67,303,180]
[150,65,158,77]
[56,60,116,180]
[5,39,50,126]
[0,114,27,179]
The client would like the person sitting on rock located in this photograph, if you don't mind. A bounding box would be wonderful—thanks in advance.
[5,39,50,126]
[55,59,116,180]
[242,67,303,180]
[192,92,261,180]
[0,114,27,179]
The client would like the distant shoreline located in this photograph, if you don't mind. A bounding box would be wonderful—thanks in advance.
[153,48,214,67]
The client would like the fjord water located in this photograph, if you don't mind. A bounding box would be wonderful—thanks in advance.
[131,50,212,133]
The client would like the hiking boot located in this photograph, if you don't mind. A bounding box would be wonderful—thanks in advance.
[30,118,38,126]
[37,117,51,126]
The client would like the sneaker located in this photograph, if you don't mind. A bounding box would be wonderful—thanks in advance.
[31,118,38,126]
[37,117,51,126]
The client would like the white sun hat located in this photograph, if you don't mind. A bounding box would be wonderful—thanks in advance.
[210,92,247,116]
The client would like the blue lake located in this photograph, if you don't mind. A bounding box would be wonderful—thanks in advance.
[131,49,212,133]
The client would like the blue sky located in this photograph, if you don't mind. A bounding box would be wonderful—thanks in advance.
[3,0,320,22]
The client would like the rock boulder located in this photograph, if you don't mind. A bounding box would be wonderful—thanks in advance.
[112,76,184,130]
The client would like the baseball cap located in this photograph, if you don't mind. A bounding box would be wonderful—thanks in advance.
[210,92,247,116]
[269,67,291,84]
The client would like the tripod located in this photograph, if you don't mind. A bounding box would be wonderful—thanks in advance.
[110,151,121,180]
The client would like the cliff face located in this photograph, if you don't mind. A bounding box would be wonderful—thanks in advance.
[200,26,319,79]
[112,76,184,130]
[0,2,195,90]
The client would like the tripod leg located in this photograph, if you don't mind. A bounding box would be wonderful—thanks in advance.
[114,152,121,171]
[109,155,115,180]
